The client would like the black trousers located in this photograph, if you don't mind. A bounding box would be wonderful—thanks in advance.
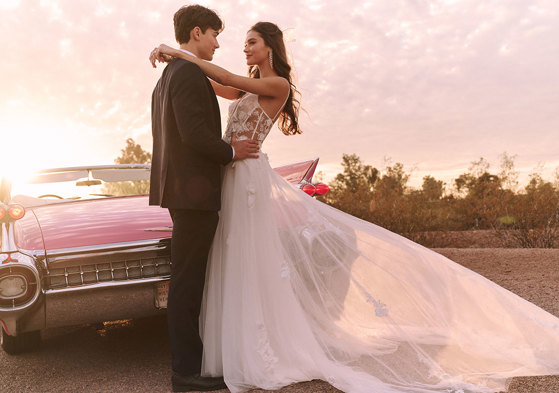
[168,208,219,375]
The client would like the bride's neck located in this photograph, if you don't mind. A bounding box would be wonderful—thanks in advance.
[257,63,277,78]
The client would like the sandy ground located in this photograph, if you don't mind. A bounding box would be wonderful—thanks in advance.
[1,248,558,393]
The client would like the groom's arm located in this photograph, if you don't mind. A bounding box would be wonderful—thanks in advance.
[171,62,233,165]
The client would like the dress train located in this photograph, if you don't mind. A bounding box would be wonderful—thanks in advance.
[200,154,559,393]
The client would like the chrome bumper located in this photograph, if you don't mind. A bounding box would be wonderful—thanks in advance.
[44,278,167,328]
[2,239,171,336]
[2,278,168,335]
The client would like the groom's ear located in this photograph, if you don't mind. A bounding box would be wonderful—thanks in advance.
[191,26,202,42]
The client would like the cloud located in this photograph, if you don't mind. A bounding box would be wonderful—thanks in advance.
[1,0,558,185]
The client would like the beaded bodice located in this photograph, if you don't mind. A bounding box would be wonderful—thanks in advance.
[223,93,277,148]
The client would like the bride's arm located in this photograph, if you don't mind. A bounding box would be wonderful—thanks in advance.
[154,44,288,98]
[149,48,241,100]
[209,80,241,100]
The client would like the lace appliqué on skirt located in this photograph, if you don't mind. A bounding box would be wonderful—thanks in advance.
[256,323,279,371]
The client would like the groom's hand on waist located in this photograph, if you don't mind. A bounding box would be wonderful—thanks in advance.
[232,140,259,160]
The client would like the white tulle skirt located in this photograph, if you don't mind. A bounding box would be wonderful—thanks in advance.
[200,154,559,393]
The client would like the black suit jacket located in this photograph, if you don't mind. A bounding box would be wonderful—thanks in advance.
[149,59,233,210]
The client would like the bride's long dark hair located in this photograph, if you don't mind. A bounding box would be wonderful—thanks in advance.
[244,22,301,136]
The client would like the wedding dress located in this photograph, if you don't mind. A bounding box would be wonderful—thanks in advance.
[199,92,559,393]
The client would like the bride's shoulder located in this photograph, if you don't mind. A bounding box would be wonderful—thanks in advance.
[272,76,290,86]
[276,77,290,97]
[266,77,290,97]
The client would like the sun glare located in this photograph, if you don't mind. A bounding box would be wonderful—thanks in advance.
[0,0,21,10]
[0,120,66,184]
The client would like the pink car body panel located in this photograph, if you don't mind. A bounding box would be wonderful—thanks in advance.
[15,196,171,252]
[13,161,317,253]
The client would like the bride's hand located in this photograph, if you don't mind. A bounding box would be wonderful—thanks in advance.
[149,45,175,68]
[157,44,176,56]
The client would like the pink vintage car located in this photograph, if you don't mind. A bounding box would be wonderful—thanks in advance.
[0,161,329,354]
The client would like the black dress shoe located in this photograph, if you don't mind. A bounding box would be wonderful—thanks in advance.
[172,372,227,392]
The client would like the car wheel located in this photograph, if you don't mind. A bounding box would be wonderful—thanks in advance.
[0,326,41,355]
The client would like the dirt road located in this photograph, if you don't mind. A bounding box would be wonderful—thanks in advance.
[1,249,558,393]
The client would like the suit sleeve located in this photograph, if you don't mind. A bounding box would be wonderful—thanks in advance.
[171,62,233,165]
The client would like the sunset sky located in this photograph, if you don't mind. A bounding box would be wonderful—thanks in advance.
[1,0,558,189]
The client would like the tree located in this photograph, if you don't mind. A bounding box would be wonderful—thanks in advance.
[469,157,490,178]
[368,162,413,232]
[421,176,444,201]
[502,174,559,247]
[319,151,558,244]
[115,138,152,164]
[329,154,378,194]
[102,138,151,196]
[453,158,512,229]
[498,152,518,191]
[321,154,378,220]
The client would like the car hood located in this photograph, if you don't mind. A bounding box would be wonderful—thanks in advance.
[16,195,171,252]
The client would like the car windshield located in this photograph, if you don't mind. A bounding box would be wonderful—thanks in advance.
[6,166,151,205]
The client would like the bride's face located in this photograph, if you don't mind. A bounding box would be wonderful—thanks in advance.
[244,30,270,66]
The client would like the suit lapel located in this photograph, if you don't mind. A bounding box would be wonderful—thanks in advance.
[203,77,221,135]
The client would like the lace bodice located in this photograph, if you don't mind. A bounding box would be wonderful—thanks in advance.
[223,93,277,148]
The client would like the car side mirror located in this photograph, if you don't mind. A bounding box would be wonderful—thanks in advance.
[76,179,103,187]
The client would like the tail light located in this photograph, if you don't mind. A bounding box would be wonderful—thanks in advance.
[300,183,330,197]
[7,205,24,221]
[0,265,39,309]
[0,275,27,299]
[314,183,330,195]
[0,204,25,223]
[301,184,316,196]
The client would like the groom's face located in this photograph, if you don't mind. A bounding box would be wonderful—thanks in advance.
[197,27,220,61]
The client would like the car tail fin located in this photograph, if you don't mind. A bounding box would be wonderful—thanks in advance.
[0,178,11,204]
[273,158,319,185]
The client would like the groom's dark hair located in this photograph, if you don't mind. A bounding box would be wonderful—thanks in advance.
[174,5,223,44]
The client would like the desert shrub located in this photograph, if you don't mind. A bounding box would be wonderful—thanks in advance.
[453,172,514,229]
[320,154,378,220]
[496,175,559,247]
[321,153,559,247]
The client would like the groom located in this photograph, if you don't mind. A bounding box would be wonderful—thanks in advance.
[149,5,258,392]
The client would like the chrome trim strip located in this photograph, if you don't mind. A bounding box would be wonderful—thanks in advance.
[43,276,169,295]
[11,248,43,257]
[302,158,320,183]
[36,164,151,174]
[31,160,312,175]
[20,238,170,264]
[14,249,48,271]
[45,239,170,265]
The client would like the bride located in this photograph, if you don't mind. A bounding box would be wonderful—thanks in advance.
[150,22,559,393]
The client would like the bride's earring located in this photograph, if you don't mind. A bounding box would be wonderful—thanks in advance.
[268,51,273,69]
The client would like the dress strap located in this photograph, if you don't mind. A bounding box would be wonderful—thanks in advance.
[272,80,291,122]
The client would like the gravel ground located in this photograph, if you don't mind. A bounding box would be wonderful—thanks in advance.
[1,248,558,393]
